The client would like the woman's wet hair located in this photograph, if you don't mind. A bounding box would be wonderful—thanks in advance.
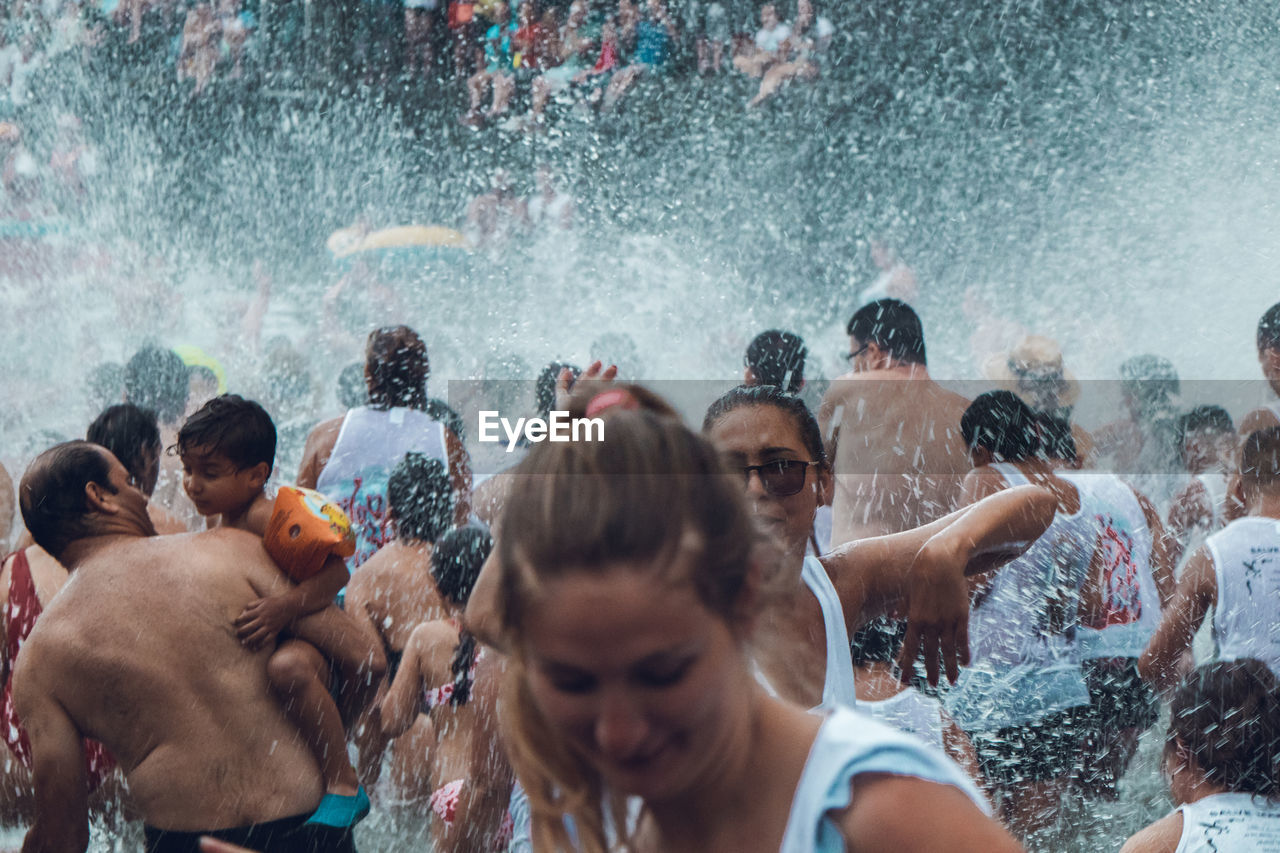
[1167,659,1280,798]
[961,390,1041,462]
[87,404,161,493]
[365,325,429,411]
[386,452,453,544]
[745,329,806,393]
[701,384,828,467]
[430,526,492,707]
[496,409,759,853]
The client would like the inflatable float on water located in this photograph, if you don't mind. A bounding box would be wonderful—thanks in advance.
[326,224,472,275]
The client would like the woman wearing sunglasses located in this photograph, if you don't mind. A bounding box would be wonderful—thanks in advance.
[497,409,1019,852]
[701,384,1058,708]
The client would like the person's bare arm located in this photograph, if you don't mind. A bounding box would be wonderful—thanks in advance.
[1119,812,1183,853]
[296,418,342,489]
[837,773,1021,853]
[378,623,435,739]
[235,555,350,648]
[1138,545,1216,694]
[1165,480,1210,572]
[940,712,986,794]
[827,484,1056,685]
[1135,489,1177,608]
[14,643,90,853]
[445,427,473,526]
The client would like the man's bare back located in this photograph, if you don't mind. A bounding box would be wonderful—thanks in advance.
[820,368,971,544]
[15,528,322,831]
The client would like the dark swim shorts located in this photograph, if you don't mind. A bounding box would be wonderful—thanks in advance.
[967,707,1084,786]
[144,811,356,853]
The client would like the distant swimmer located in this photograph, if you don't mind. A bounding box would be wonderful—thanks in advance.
[1093,354,1184,505]
[1238,301,1280,435]
[124,345,200,529]
[15,442,351,852]
[1121,659,1280,853]
[819,299,971,544]
[1141,426,1280,689]
[857,239,918,305]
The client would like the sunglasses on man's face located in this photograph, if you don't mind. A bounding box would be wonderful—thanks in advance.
[739,459,815,497]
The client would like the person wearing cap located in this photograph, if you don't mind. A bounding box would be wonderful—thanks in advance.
[983,334,1094,466]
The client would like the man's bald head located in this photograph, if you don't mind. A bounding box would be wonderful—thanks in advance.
[20,441,116,561]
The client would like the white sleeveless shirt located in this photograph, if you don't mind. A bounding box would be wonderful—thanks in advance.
[1205,517,1280,679]
[315,405,450,568]
[1175,792,1280,853]
[1196,471,1229,531]
[946,463,1094,731]
[1059,471,1162,660]
[780,707,988,853]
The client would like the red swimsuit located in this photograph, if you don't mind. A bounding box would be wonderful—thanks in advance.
[1,550,116,790]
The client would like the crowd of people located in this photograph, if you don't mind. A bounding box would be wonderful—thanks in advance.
[0,295,1275,852]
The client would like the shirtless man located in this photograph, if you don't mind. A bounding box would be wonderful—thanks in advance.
[819,298,971,544]
[1238,301,1280,435]
[14,441,352,852]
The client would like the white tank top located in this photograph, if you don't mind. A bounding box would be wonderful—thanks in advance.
[780,707,988,853]
[800,556,858,710]
[315,405,450,568]
[1175,792,1280,853]
[861,687,946,752]
[946,463,1094,730]
[1059,471,1162,660]
[1205,517,1280,679]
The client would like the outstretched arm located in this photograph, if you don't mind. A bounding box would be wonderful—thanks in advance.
[14,646,90,853]
[1139,545,1216,694]
[827,484,1056,685]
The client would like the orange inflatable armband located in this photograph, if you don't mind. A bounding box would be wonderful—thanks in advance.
[264,487,356,582]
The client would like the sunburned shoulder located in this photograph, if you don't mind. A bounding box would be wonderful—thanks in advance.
[1120,812,1183,853]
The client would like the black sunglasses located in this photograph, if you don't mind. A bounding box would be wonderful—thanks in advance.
[740,459,815,497]
[843,343,869,363]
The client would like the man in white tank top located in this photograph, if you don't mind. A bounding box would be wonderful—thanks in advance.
[1140,426,1280,689]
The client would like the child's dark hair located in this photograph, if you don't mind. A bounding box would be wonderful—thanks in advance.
[87,404,161,490]
[849,617,907,667]
[431,526,493,707]
[387,453,454,544]
[176,394,277,474]
[961,390,1041,462]
[702,384,828,467]
[1168,659,1280,798]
